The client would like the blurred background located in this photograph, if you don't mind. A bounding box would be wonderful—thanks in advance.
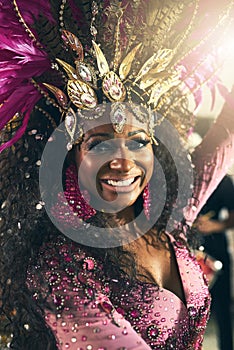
[190,57,234,350]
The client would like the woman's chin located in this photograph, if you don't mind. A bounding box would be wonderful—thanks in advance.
[91,193,137,214]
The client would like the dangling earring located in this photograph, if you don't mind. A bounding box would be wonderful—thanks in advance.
[142,183,151,220]
[64,164,96,219]
[50,164,96,228]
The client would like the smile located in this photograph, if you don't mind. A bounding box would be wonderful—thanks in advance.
[105,177,135,187]
[100,176,141,193]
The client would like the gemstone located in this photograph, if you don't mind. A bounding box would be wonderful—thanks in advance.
[102,72,126,101]
[49,274,59,283]
[100,301,113,314]
[81,93,97,108]
[147,325,160,340]
[67,80,97,108]
[78,64,92,83]
[83,258,96,270]
[108,334,116,340]
[55,90,68,107]
[114,111,124,123]
[65,112,75,132]
[85,287,94,298]
[109,85,122,99]
[130,309,140,318]
[67,142,73,151]
[53,295,64,307]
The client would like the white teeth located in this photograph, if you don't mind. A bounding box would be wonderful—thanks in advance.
[107,178,135,187]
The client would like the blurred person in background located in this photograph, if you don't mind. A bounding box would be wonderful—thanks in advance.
[196,175,234,350]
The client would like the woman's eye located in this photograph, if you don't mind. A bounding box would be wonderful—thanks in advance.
[86,139,150,153]
[126,139,150,151]
[87,140,113,153]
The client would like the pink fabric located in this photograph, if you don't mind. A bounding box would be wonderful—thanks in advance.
[27,235,210,350]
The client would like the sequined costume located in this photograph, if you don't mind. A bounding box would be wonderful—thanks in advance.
[26,103,234,350]
[1,2,234,350]
[27,234,209,350]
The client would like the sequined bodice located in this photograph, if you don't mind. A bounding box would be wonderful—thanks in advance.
[27,236,210,350]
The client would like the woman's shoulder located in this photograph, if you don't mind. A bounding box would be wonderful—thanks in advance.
[27,234,106,294]
[36,234,99,266]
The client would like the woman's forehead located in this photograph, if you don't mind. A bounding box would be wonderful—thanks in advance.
[83,123,148,140]
[77,102,152,136]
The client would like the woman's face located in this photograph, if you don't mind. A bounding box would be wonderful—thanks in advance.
[75,123,154,212]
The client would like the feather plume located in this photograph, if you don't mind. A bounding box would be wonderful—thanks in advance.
[0,84,41,152]
[1,0,234,151]
[0,2,52,151]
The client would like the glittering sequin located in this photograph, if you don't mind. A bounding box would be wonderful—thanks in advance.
[27,235,210,350]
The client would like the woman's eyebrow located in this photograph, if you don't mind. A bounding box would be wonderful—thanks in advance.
[85,129,147,142]
[128,129,148,137]
[85,133,113,142]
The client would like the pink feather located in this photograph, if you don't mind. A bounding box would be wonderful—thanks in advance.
[0,2,51,151]
[0,84,41,152]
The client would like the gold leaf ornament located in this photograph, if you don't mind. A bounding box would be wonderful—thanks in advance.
[135,49,174,83]
[92,40,110,77]
[102,71,126,102]
[61,30,84,61]
[60,31,98,89]
[75,61,97,88]
[56,58,78,79]
[42,83,68,108]
[119,43,142,80]
[67,80,98,109]
[149,71,181,108]
[139,71,171,90]
[92,40,126,102]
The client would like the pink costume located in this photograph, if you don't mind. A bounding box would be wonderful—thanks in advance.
[27,101,234,350]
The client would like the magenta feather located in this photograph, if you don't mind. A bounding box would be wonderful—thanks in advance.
[1,0,234,152]
[0,83,41,152]
[0,2,52,152]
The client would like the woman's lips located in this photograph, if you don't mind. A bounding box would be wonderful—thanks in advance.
[100,176,141,193]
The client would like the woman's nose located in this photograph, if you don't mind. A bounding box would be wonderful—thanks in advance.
[109,157,135,172]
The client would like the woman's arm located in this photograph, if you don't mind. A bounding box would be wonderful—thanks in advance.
[184,87,234,226]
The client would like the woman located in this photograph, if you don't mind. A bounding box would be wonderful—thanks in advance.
[0,1,234,349]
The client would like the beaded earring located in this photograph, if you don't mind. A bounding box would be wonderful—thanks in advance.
[50,164,96,229]
[142,183,151,220]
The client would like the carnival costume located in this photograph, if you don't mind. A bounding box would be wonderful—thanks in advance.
[0,1,234,349]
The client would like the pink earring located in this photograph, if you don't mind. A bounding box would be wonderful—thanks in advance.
[142,183,151,220]
[50,164,96,228]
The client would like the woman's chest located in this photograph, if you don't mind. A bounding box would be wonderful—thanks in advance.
[109,246,211,348]
[129,240,186,303]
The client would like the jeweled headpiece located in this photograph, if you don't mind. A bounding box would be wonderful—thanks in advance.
[0,0,234,152]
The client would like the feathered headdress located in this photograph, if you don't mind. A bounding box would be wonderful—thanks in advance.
[0,0,233,152]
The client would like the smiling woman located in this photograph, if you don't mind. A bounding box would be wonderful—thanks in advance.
[75,124,154,212]
[0,1,234,350]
